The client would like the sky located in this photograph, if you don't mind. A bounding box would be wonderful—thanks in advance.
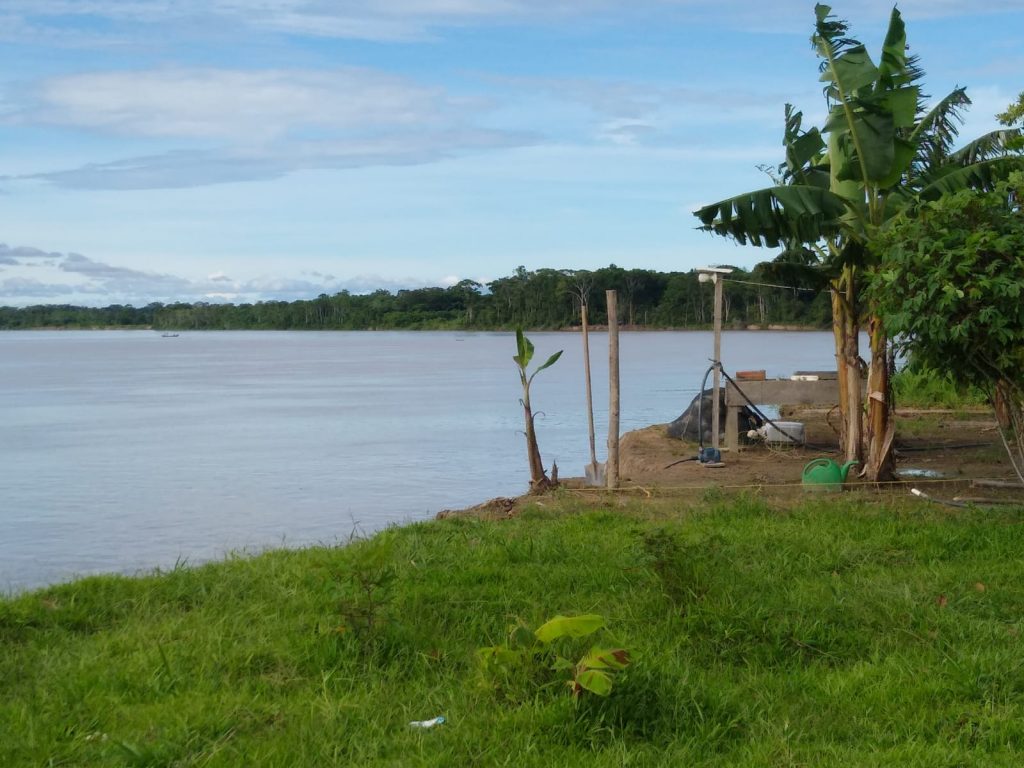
[0,1,1021,307]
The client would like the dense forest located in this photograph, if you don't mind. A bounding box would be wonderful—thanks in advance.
[0,263,831,331]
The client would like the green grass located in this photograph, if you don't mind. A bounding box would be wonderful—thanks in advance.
[893,367,988,409]
[5,494,1024,766]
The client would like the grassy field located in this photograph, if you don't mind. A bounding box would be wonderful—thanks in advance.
[4,492,1024,766]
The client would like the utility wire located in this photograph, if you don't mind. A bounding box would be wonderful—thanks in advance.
[721,277,818,293]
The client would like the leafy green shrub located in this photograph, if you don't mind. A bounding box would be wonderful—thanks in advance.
[892,366,987,409]
[478,614,631,703]
[871,174,1024,480]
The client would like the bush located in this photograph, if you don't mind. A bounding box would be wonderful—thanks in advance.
[892,366,987,409]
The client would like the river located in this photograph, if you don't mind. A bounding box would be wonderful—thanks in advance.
[1,329,843,591]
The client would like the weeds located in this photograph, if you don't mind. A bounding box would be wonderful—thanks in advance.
[640,528,719,607]
[327,535,399,658]
[893,366,987,409]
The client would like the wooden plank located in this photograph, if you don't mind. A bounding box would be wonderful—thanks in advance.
[724,378,843,452]
[725,378,841,406]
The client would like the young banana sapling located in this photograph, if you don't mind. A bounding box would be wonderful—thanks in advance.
[512,328,562,490]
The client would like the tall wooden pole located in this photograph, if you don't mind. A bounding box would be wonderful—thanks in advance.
[606,290,620,489]
[711,274,723,452]
[581,303,598,469]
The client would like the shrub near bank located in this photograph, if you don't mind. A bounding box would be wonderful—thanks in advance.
[892,367,987,409]
[4,495,1024,766]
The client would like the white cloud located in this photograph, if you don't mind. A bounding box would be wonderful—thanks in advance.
[884,0,1024,19]
[24,68,453,141]
[490,75,784,117]
[0,65,538,188]
[0,1,635,43]
[483,74,793,148]
[598,120,658,147]
[11,128,536,189]
[4,0,1022,44]
[0,243,64,260]
[0,276,80,298]
[0,243,476,306]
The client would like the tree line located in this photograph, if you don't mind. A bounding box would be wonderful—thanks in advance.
[0,263,831,331]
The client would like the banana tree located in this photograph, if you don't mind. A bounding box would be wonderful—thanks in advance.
[695,3,1023,481]
[513,328,563,490]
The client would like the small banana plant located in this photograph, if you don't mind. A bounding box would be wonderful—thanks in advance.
[478,613,631,700]
[513,328,562,490]
[535,614,631,697]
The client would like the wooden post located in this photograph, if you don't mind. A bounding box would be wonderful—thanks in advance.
[581,303,597,469]
[711,273,723,452]
[725,400,739,454]
[606,290,620,489]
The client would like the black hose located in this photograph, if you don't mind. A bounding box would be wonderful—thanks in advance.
[683,363,837,458]
[663,456,699,469]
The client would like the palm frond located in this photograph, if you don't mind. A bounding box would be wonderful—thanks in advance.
[812,238,868,273]
[903,54,925,90]
[813,4,922,189]
[877,6,915,88]
[694,185,850,248]
[756,251,834,289]
[948,128,1023,165]
[908,87,971,178]
[812,4,879,107]
[917,156,1024,201]
[812,4,860,62]
[782,103,828,184]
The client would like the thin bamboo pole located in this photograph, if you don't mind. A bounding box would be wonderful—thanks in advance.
[606,290,620,489]
[581,303,597,468]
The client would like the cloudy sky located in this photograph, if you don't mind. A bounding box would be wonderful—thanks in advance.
[0,1,1021,306]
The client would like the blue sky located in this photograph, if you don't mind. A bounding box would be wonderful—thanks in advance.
[0,0,1021,307]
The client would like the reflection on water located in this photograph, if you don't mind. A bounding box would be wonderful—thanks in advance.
[1,329,846,591]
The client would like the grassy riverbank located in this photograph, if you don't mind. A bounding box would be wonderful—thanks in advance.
[4,493,1024,766]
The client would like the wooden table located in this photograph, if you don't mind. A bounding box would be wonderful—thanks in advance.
[724,378,840,452]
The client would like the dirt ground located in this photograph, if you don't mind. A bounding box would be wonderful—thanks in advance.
[615,406,1011,493]
[439,406,1024,520]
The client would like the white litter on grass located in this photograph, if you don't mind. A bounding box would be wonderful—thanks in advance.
[409,716,446,729]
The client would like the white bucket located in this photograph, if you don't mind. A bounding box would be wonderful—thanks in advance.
[765,421,805,444]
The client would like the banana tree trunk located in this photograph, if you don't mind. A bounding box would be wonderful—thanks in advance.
[832,269,862,464]
[864,314,895,482]
[994,380,1024,485]
[521,387,549,490]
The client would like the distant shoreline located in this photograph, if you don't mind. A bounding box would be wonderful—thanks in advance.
[2,324,829,333]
